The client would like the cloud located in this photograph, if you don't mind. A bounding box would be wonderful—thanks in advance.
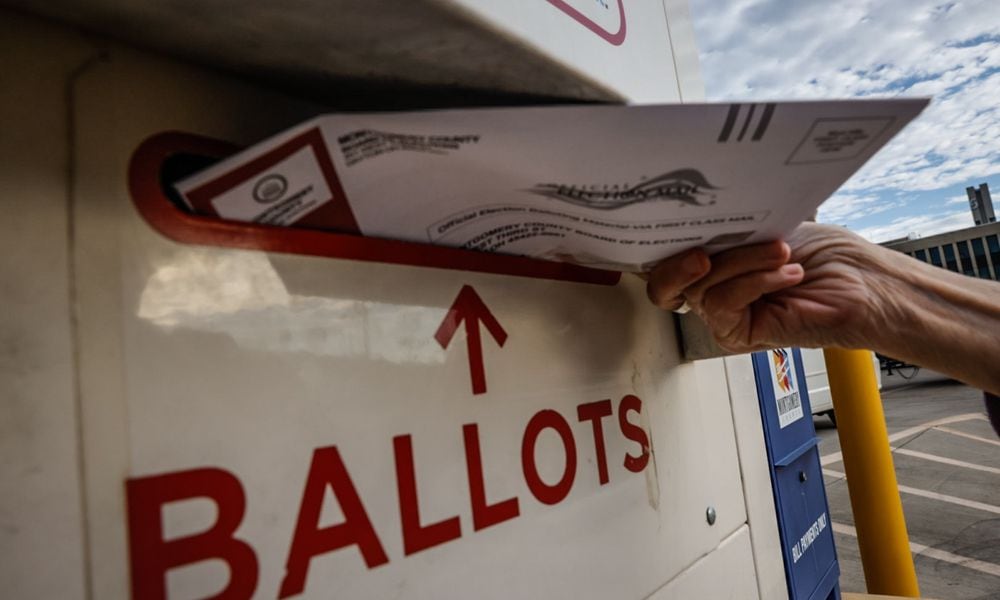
[853,209,977,243]
[689,0,1000,221]
[945,194,969,205]
[816,193,902,223]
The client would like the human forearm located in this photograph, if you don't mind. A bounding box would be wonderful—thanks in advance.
[645,222,1000,395]
[870,249,1000,395]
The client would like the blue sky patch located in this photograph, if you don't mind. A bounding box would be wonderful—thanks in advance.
[690,0,1000,241]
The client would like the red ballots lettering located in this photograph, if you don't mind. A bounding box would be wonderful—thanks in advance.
[126,395,649,599]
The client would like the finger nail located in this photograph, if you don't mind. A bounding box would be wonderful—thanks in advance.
[682,251,708,276]
[780,263,803,278]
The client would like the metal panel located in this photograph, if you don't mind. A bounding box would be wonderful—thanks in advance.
[661,0,706,101]
[646,525,760,600]
[455,0,693,102]
[0,13,90,599]
[725,355,790,600]
[3,0,702,104]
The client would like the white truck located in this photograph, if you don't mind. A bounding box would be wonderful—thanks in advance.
[802,348,882,425]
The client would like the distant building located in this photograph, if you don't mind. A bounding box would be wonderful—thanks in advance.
[967,183,997,226]
[884,221,1000,281]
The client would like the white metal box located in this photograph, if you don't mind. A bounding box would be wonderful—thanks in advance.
[0,8,789,600]
[3,0,704,103]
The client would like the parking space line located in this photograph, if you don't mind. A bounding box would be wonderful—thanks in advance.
[896,484,1000,515]
[914,545,1000,579]
[890,447,1000,475]
[823,468,1000,515]
[820,413,986,466]
[935,426,1000,448]
[823,468,846,482]
[832,521,1000,578]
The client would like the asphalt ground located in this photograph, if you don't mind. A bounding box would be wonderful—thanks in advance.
[814,369,1000,599]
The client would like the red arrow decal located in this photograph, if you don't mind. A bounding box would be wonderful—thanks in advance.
[435,285,508,395]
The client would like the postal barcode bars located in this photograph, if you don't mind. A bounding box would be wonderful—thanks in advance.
[718,103,776,143]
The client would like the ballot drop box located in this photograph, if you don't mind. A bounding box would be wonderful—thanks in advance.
[2,6,836,599]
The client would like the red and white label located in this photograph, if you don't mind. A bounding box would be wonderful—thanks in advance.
[125,395,650,599]
[210,146,333,226]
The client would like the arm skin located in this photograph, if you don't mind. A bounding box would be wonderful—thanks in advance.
[646,222,1000,396]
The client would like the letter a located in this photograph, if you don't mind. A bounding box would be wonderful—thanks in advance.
[280,447,388,598]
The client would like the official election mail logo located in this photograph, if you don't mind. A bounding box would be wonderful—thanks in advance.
[209,146,333,227]
[252,174,288,204]
[769,348,803,429]
[527,169,719,210]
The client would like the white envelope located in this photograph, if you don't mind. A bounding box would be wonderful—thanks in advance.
[177,99,928,271]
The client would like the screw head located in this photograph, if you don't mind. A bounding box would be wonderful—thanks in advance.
[706,506,717,525]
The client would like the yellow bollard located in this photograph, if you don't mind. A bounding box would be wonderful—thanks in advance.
[823,348,920,597]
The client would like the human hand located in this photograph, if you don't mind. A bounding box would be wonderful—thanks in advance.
[646,222,897,353]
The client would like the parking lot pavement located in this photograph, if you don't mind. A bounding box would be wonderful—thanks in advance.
[814,369,1000,599]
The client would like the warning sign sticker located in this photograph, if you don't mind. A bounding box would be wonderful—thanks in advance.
[768,348,803,428]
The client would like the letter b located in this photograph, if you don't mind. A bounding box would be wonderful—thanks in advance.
[125,468,258,600]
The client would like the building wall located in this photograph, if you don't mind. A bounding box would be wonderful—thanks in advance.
[885,222,1000,281]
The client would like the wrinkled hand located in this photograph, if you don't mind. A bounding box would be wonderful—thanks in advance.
[646,222,894,353]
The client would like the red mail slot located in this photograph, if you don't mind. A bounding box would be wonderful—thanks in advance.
[128,131,621,286]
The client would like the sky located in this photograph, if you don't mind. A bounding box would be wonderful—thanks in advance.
[687,0,1000,242]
